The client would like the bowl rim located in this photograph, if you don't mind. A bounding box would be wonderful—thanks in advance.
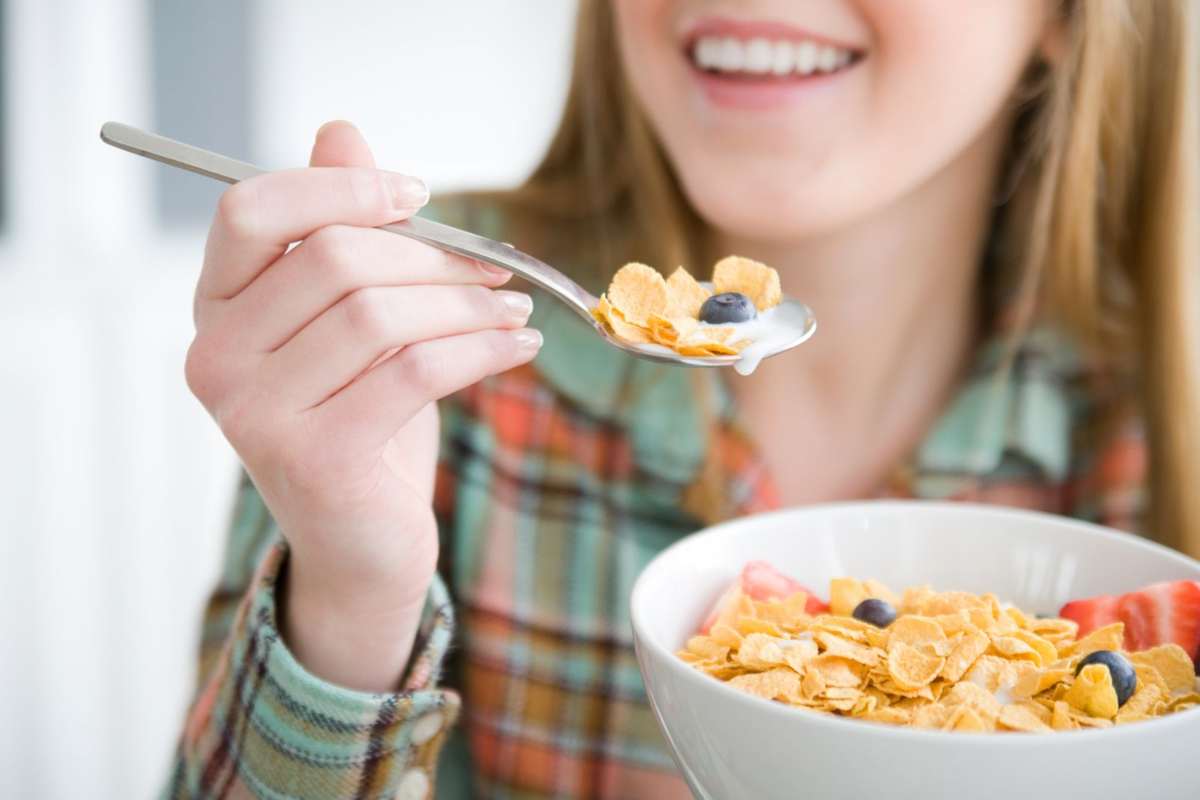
[630,499,1200,745]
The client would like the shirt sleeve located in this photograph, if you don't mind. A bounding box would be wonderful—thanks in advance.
[163,473,460,800]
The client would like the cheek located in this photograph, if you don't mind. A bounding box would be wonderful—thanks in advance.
[612,0,677,102]
[860,0,1046,170]
[831,0,1050,230]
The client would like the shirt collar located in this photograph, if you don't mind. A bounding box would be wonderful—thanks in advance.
[912,324,1084,492]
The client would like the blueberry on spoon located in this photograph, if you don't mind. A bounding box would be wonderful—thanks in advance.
[700,292,757,324]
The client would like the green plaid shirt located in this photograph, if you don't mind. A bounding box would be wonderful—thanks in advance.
[164,202,1146,799]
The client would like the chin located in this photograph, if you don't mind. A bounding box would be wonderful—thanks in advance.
[681,174,859,247]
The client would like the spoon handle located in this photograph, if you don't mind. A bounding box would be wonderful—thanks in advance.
[390,215,597,321]
[99,122,599,322]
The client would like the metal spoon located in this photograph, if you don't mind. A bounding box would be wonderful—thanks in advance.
[99,122,815,370]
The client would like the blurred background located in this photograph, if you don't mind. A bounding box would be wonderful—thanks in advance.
[0,1,577,796]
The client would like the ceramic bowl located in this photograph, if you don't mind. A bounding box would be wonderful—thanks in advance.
[630,501,1200,800]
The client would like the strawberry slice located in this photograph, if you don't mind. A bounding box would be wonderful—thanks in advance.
[1059,580,1200,670]
[1058,593,1121,636]
[700,561,828,633]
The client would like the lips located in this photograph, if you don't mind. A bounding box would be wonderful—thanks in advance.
[678,17,865,110]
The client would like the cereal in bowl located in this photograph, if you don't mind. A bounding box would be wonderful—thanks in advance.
[678,563,1200,732]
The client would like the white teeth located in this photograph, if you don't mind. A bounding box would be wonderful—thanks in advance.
[716,38,745,71]
[794,41,818,74]
[816,46,839,72]
[770,41,795,75]
[744,38,773,74]
[691,35,855,77]
[696,37,720,69]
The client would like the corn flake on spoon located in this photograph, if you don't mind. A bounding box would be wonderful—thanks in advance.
[100,122,816,373]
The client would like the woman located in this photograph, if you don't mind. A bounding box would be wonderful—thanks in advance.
[167,1,1198,797]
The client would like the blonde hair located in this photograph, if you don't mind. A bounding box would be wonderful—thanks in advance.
[494,1,1200,555]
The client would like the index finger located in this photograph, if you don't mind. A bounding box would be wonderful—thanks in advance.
[199,166,429,300]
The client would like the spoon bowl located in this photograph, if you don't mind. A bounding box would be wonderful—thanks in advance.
[99,122,816,370]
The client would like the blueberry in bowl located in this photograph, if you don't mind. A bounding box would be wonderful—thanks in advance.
[852,598,898,628]
[1076,650,1138,706]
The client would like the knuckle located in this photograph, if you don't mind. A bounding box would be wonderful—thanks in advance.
[398,346,444,396]
[341,287,390,340]
[214,182,260,242]
[184,338,222,406]
[304,224,358,279]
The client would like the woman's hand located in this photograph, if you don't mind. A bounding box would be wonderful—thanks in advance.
[185,121,542,690]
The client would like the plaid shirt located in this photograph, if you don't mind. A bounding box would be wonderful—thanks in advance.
[165,202,1146,799]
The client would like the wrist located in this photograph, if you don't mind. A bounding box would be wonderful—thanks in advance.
[279,538,437,692]
[280,499,440,607]
[287,530,438,611]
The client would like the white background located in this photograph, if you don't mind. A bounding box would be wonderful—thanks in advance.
[0,2,576,797]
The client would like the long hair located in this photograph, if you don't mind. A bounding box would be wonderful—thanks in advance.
[494,1,1200,555]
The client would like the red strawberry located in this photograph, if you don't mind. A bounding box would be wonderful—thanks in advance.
[700,561,828,633]
[1059,580,1200,670]
[1058,593,1121,636]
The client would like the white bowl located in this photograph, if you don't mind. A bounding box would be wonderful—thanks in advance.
[630,501,1200,800]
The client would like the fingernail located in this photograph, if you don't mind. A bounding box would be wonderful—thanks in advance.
[388,174,430,209]
[478,260,512,278]
[513,328,543,353]
[497,291,533,321]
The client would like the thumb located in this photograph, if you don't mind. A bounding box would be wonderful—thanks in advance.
[309,120,377,168]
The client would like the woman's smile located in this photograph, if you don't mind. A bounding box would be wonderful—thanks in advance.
[681,16,866,110]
